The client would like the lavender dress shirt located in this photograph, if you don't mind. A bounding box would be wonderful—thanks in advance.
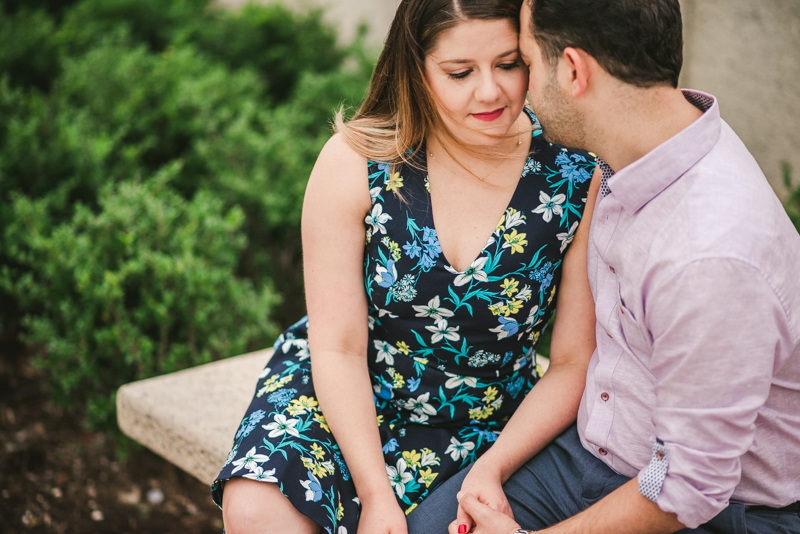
[578,90,800,528]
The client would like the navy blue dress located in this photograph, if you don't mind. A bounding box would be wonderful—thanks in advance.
[212,109,596,533]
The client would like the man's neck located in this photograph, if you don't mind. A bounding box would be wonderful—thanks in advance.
[589,85,704,173]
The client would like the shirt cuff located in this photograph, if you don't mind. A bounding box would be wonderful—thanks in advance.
[637,440,733,529]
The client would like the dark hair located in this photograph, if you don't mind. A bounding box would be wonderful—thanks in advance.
[529,0,683,88]
[336,0,525,165]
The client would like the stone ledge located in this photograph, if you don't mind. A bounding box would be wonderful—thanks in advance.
[117,348,274,486]
[117,348,549,486]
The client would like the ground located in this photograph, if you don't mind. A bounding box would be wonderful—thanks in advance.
[0,349,223,533]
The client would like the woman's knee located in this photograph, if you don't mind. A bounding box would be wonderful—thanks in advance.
[222,478,320,534]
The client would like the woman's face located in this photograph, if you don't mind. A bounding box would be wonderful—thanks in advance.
[424,18,528,147]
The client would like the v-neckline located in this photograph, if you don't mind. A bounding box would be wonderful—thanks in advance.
[426,111,535,274]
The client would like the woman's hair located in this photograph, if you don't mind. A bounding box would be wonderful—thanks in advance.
[335,0,525,168]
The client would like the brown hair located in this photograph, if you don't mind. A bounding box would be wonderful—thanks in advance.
[335,0,525,169]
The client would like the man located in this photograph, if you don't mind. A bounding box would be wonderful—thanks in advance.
[406,0,800,532]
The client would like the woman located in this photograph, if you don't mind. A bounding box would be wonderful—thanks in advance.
[214,0,600,532]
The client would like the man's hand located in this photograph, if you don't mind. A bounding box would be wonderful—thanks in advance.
[448,492,523,534]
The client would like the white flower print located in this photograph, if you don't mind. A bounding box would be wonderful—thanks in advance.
[365,203,392,235]
[412,296,455,321]
[532,191,567,223]
[223,444,239,468]
[425,319,460,343]
[242,466,278,482]
[444,372,478,389]
[262,414,301,438]
[556,221,579,252]
[444,437,475,461]
[445,256,489,287]
[404,392,437,417]
[420,449,441,467]
[386,458,414,498]
[374,339,398,365]
[504,209,526,229]
[231,446,270,474]
[515,285,533,302]
[369,186,382,204]
[409,413,429,424]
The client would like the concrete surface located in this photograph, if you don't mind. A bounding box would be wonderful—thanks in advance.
[117,348,274,485]
[117,347,548,483]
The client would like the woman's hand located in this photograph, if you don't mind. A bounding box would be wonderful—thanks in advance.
[449,459,513,533]
[358,492,409,534]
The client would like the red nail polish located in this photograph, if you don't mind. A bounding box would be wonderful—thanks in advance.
[458,525,467,534]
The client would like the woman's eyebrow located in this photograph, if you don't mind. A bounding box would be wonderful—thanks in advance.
[437,49,519,65]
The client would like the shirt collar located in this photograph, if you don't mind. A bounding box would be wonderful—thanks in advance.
[607,89,720,213]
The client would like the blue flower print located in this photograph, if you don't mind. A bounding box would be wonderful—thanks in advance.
[300,470,324,502]
[407,377,421,392]
[267,388,298,408]
[555,151,571,166]
[382,438,399,454]
[490,316,520,340]
[506,377,525,398]
[555,151,592,184]
[403,241,422,259]
[375,259,397,288]
[334,452,351,481]
[235,409,267,439]
[501,352,514,366]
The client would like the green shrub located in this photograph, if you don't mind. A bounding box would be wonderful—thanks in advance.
[0,0,372,432]
[6,169,278,430]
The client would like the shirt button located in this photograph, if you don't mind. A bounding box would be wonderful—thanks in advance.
[608,265,616,274]
[601,392,609,402]
[599,448,608,456]
[656,451,665,461]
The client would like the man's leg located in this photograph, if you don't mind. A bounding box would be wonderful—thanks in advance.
[407,425,624,533]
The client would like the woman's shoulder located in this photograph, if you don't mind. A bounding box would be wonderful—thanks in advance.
[306,133,372,213]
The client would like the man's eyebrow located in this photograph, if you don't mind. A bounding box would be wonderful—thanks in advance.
[438,48,519,65]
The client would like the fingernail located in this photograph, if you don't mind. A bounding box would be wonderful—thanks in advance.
[458,525,467,534]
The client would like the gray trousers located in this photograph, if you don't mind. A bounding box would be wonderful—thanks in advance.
[407,425,800,534]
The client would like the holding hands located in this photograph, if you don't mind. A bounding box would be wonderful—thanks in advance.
[447,459,525,534]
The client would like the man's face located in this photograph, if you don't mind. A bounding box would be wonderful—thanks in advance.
[519,1,587,149]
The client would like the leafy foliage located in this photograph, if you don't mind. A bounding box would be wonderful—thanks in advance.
[0,0,372,432]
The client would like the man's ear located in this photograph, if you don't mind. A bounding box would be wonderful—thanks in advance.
[561,47,593,98]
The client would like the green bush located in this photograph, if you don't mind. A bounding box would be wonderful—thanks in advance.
[0,0,372,432]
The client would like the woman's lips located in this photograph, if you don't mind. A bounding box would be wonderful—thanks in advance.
[472,107,505,121]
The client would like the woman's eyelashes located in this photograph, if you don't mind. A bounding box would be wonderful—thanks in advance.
[445,61,521,80]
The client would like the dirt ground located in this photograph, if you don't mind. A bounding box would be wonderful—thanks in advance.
[0,348,224,533]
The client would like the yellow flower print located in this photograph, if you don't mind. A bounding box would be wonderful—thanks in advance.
[390,241,402,261]
[337,500,345,520]
[548,285,557,305]
[502,229,528,254]
[414,356,428,366]
[396,341,411,355]
[393,372,405,389]
[402,450,422,469]
[530,331,541,346]
[488,303,503,316]
[469,406,495,421]
[385,172,404,192]
[495,213,506,234]
[311,442,325,460]
[376,415,384,426]
[405,503,418,516]
[536,363,545,378]
[289,395,319,415]
[256,373,294,397]
[417,467,438,488]
[506,299,524,315]
[302,457,331,479]
[286,403,304,416]
[483,386,498,403]
[313,413,331,433]
[500,278,519,297]
[424,176,430,193]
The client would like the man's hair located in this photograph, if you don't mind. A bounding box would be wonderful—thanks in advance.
[529,0,683,88]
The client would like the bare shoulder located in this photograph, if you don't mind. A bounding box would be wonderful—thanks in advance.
[305,132,371,217]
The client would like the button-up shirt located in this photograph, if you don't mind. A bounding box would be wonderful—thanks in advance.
[577,89,800,529]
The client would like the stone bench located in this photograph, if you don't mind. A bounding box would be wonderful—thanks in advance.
[117,347,549,485]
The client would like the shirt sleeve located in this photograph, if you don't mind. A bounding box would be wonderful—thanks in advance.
[641,257,792,528]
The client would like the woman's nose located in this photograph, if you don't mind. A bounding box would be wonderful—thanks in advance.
[475,72,502,103]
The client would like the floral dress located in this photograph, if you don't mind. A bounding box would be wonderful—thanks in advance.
[212,109,596,533]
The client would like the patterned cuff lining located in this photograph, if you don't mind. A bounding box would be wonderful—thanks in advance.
[639,439,669,502]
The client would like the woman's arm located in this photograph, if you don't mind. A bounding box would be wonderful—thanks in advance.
[451,165,602,530]
[303,134,407,532]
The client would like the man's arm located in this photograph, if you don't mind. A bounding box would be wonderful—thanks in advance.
[455,480,684,534]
